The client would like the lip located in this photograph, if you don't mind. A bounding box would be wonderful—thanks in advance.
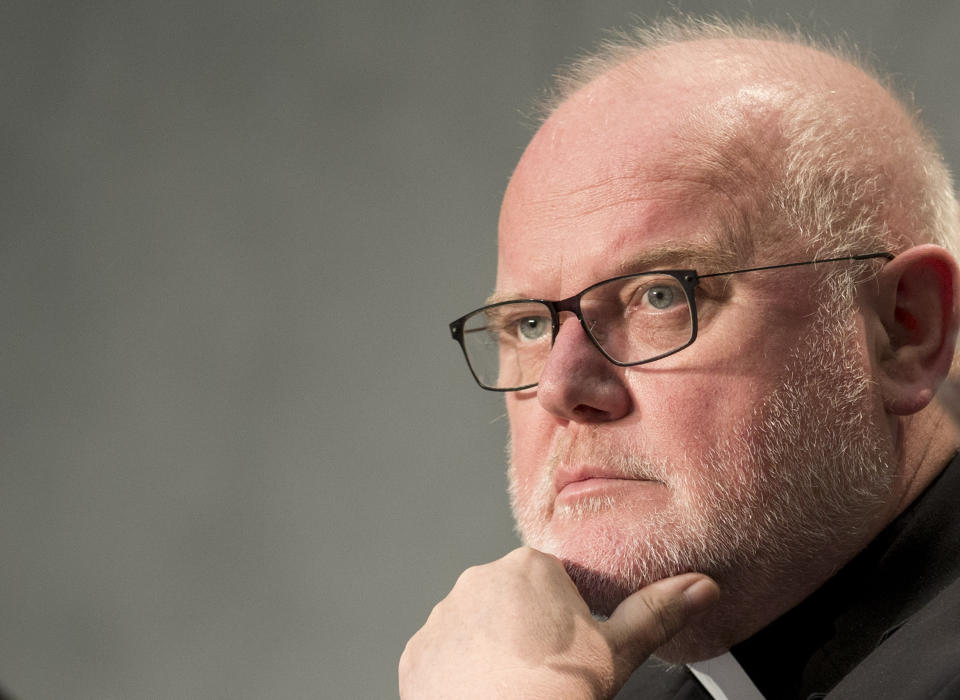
[553,465,659,496]
[553,469,663,509]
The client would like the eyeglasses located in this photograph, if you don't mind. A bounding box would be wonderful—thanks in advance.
[449,252,893,391]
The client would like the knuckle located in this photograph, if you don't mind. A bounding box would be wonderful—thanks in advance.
[397,645,410,679]
[506,545,559,569]
[505,545,537,562]
[425,599,444,622]
[454,563,483,587]
[397,638,418,694]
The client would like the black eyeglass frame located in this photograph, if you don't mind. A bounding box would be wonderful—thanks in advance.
[449,252,894,392]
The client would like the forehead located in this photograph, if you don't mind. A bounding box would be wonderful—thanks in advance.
[496,45,792,298]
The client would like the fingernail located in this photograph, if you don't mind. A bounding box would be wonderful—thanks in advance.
[682,578,721,617]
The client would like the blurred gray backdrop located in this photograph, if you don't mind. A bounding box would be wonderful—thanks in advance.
[1,1,957,698]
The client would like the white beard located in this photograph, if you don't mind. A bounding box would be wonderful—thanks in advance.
[508,295,895,657]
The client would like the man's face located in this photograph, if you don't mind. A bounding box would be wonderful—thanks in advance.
[498,63,896,649]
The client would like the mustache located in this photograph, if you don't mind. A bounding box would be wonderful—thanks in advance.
[545,430,671,484]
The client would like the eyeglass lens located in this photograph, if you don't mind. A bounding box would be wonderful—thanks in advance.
[459,273,695,390]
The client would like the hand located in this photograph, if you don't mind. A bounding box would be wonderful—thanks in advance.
[398,547,719,699]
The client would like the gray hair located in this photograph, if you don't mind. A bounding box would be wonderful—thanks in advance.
[537,16,960,264]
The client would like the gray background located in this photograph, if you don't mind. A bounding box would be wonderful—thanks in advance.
[1,1,957,698]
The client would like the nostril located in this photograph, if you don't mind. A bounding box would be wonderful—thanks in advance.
[572,404,611,422]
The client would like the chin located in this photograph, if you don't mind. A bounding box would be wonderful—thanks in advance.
[560,559,639,618]
[545,517,701,616]
[561,557,736,663]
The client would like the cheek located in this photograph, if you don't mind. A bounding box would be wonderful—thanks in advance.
[506,395,554,483]
[632,306,829,451]
[624,369,775,457]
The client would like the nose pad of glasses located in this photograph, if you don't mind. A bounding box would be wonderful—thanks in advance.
[545,311,621,373]
[551,309,594,346]
[582,316,607,344]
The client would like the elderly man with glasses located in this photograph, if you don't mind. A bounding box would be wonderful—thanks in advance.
[400,18,960,700]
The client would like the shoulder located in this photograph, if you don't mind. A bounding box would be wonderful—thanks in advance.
[829,573,960,699]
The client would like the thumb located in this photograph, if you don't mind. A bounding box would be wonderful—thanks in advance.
[603,573,719,671]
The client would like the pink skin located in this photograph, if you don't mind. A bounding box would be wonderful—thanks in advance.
[503,91,835,524]
[501,184,842,569]
[497,48,898,651]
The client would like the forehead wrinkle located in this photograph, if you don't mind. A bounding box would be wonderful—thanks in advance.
[610,238,743,277]
[488,238,743,305]
[495,163,756,305]
[514,162,748,247]
[525,173,651,222]
[525,121,775,264]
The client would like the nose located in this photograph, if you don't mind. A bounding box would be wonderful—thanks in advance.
[536,316,632,423]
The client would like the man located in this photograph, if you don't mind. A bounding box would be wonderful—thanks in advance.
[400,19,960,699]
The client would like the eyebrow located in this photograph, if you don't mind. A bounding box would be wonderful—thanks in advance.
[486,239,744,305]
[610,241,742,277]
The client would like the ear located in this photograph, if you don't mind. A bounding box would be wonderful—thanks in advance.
[873,245,960,415]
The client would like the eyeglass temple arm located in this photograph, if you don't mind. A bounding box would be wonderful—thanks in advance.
[698,252,894,280]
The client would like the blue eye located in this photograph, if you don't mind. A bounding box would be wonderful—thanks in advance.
[518,316,550,340]
[646,286,676,309]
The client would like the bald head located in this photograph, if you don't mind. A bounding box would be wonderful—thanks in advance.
[505,28,959,270]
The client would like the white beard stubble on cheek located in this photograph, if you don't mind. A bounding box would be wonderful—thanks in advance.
[506,296,895,633]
